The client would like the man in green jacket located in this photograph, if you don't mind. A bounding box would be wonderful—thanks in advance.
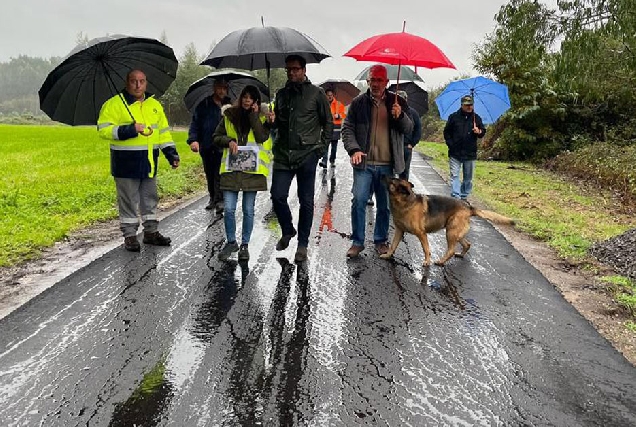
[268,54,333,262]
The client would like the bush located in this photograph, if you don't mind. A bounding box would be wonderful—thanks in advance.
[546,142,636,206]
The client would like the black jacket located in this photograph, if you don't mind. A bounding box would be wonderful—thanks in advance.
[187,96,231,150]
[272,78,333,170]
[443,109,486,161]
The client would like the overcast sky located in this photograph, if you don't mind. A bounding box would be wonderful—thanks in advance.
[0,0,555,90]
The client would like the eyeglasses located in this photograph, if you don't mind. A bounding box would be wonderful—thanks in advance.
[285,66,303,73]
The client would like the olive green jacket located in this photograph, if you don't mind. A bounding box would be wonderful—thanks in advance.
[272,78,333,170]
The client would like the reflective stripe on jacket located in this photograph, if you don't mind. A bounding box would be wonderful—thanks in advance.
[219,115,272,177]
[97,93,177,178]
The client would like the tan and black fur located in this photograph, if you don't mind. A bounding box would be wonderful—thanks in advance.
[381,177,515,266]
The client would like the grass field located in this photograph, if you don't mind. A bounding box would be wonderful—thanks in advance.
[0,124,205,267]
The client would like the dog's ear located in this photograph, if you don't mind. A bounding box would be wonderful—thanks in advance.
[408,181,415,189]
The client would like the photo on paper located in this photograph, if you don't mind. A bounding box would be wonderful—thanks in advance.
[226,146,259,172]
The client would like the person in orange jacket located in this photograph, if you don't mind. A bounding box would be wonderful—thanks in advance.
[319,89,347,168]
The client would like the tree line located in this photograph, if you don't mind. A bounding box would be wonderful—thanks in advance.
[473,0,636,161]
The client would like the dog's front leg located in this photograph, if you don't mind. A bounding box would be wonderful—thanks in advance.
[416,232,432,266]
[380,228,404,259]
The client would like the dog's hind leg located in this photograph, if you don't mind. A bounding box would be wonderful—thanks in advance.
[457,237,471,257]
[380,228,404,259]
[435,220,468,265]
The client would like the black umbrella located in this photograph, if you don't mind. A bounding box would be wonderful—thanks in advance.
[39,34,177,125]
[200,26,330,73]
[388,81,429,116]
[318,79,360,105]
[184,70,270,112]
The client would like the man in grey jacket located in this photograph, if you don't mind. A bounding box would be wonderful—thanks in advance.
[342,64,413,258]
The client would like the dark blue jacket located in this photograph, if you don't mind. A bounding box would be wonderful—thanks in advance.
[405,106,422,147]
[443,109,486,161]
[187,96,231,149]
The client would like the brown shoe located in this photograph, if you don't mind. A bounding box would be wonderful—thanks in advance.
[294,247,308,263]
[276,230,297,251]
[124,236,140,252]
[375,242,390,255]
[346,245,364,258]
[143,231,171,246]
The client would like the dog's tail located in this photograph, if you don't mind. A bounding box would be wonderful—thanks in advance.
[471,208,515,225]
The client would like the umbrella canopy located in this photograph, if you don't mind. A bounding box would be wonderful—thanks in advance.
[39,35,177,125]
[344,31,455,70]
[355,64,423,82]
[200,26,330,70]
[388,81,429,116]
[435,76,511,124]
[318,79,360,105]
[184,70,270,112]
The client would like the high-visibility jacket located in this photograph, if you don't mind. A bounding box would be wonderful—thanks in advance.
[219,115,272,177]
[330,99,346,127]
[97,92,179,179]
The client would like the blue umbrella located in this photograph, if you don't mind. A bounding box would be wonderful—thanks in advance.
[435,76,510,124]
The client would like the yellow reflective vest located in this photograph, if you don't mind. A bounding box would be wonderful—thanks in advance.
[97,92,178,178]
[220,115,272,176]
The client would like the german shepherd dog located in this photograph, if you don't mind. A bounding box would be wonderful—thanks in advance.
[380,177,515,266]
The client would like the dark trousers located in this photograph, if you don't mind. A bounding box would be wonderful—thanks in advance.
[270,153,319,248]
[321,139,338,164]
[200,144,223,205]
[399,146,413,180]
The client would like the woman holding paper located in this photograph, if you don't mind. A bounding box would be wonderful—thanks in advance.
[213,85,273,261]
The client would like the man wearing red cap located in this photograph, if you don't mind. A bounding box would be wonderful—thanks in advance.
[342,64,413,258]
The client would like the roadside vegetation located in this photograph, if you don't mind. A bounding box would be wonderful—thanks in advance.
[0,125,205,267]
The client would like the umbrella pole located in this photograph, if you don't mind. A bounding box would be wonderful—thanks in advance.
[471,88,476,128]
[102,63,136,123]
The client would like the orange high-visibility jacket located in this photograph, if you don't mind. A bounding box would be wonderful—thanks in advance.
[330,99,346,127]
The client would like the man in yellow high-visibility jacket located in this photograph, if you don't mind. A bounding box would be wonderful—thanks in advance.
[97,69,180,252]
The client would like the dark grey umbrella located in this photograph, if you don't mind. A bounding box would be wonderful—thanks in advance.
[39,35,177,125]
[184,69,270,112]
[388,81,429,116]
[355,64,424,82]
[200,26,330,71]
[318,79,360,105]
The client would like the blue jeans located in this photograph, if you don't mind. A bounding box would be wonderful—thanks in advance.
[270,152,319,248]
[321,139,338,164]
[350,164,393,247]
[223,190,257,245]
[449,157,475,199]
[399,146,413,180]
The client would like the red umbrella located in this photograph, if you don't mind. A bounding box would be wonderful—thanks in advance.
[344,22,455,104]
[344,32,455,70]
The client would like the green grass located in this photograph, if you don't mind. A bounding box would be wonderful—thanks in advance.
[600,276,636,316]
[0,124,205,267]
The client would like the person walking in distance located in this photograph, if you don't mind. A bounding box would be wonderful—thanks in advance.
[396,90,422,181]
[443,94,486,202]
[187,79,231,213]
[319,88,346,168]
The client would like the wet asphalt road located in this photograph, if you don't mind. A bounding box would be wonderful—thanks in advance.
[1,151,635,427]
